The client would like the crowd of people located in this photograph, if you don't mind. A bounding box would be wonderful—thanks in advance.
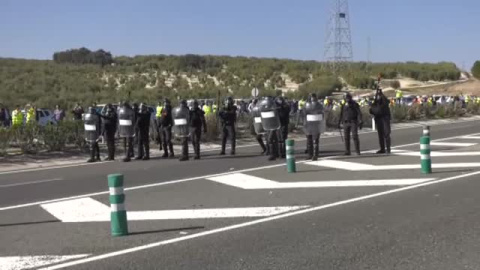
[0,87,400,162]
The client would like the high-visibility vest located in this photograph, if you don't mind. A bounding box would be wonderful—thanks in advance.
[465,96,471,103]
[299,100,306,109]
[156,106,163,118]
[396,90,403,99]
[26,108,36,123]
[12,109,23,126]
[203,105,212,116]
[212,104,217,113]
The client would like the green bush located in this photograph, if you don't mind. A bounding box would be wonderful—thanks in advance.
[0,128,12,156]
[204,114,220,142]
[12,124,41,154]
[391,105,408,122]
[41,123,69,151]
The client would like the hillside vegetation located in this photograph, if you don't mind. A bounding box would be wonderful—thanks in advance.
[0,48,462,108]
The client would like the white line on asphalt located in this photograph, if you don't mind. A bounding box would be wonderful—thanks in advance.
[0,254,89,270]
[2,118,480,175]
[430,142,476,147]
[3,131,480,211]
[207,173,435,189]
[41,197,307,222]
[39,169,480,270]
[308,160,480,171]
[461,136,480,139]
[0,178,63,188]
[392,150,480,157]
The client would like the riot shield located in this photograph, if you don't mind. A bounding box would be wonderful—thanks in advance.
[259,97,280,131]
[84,113,100,142]
[173,106,190,137]
[118,106,135,138]
[304,101,325,136]
[251,105,265,135]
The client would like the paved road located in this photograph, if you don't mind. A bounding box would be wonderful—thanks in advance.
[1,119,480,269]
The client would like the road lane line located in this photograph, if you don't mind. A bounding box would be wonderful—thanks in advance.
[2,119,479,175]
[308,160,480,171]
[392,150,480,157]
[3,131,480,211]
[41,197,309,222]
[207,173,435,189]
[39,169,480,270]
[430,142,476,147]
[0,178,63,188]
[0,254,89,270]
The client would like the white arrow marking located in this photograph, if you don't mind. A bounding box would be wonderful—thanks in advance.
[207,173,435,189]
[0,254,89,270]
[41,198,307,222]
[308,160,480,171]
[392,150,480,157]
[430,142,476,147]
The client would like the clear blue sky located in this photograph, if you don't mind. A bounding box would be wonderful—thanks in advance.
[0,0,477,69]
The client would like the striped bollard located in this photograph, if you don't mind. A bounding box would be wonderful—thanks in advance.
[286,139,296,173]
[108,174,128,237]
[420,136,432,174]
[423,125,430,137]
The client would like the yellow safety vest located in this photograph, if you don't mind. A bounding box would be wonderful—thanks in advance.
[203,105,212,116]
[396,90,403,99]
[156,106,163,118]
[299,100,306,109]
[26,108,36,123]
[212,104,217,113]
[12,109,24,126]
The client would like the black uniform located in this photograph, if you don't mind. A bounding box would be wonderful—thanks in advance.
[100,108,117,161]
[219,104,237,155]
[339,99,363,155]
[276,101,291,158]
[160,104,174,158]
[135,107,151,160]
[370,92,392,154]
[189,107,207,159]
[131,104,139,158]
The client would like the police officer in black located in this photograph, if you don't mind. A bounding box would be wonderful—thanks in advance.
[100,104,117,161]
[251,99,267,155]
[370,89,392,154]
[160,98,175,158]
[339,93,363,156]
[85,107,102,163]
[190,100,207,160]
[219,97,237,155]
[135,103,151,160]
[131,103,139,158]
[276,96,291,159]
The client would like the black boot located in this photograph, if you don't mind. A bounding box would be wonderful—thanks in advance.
[355,139,361,155]
[143,144,150,160]
[386,137,391,154]
[312,142,319,161]
[168,143,175,158]
[162,143,169,158]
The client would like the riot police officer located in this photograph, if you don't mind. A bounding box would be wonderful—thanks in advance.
[304,93,324,161]
[84,107,101,163]
[219,97,237,155]
[370,88,392,154]
[339,93,363,156]
[260,97,281,161]
[190,100,207,160]
[173,100,191,161]
[159,98,175,158]
[118,102,135,162]
[100,104,117,161]
[251,99,267,154]
[276,96,291,159]
[131,103,139,158]
[135,103,151,160]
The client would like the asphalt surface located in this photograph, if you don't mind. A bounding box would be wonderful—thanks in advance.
[1,119,480,270]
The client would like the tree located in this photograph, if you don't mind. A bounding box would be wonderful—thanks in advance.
[390,80,401,89]
[472,61,480,79]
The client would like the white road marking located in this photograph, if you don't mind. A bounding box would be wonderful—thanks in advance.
[41,197,307,222]
[430,142,476,147]
[0,178,63,188]
[0,254,89,270]
[392,150,480,157]
[3,131,480,212]
[39,170,480,270]
[207,173,435,189]
[308,160,480,171]
[461,136,480,139]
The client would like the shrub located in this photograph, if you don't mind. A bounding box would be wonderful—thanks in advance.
[41,123,68,151]
[391,105,408,122]
[12,124,41,154]
[204,114,220,142]
[0,128,12,156]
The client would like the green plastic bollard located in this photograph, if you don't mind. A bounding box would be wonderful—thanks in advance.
[286,139,296,173]
[420,136,432,174]
[108,174,128,237]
